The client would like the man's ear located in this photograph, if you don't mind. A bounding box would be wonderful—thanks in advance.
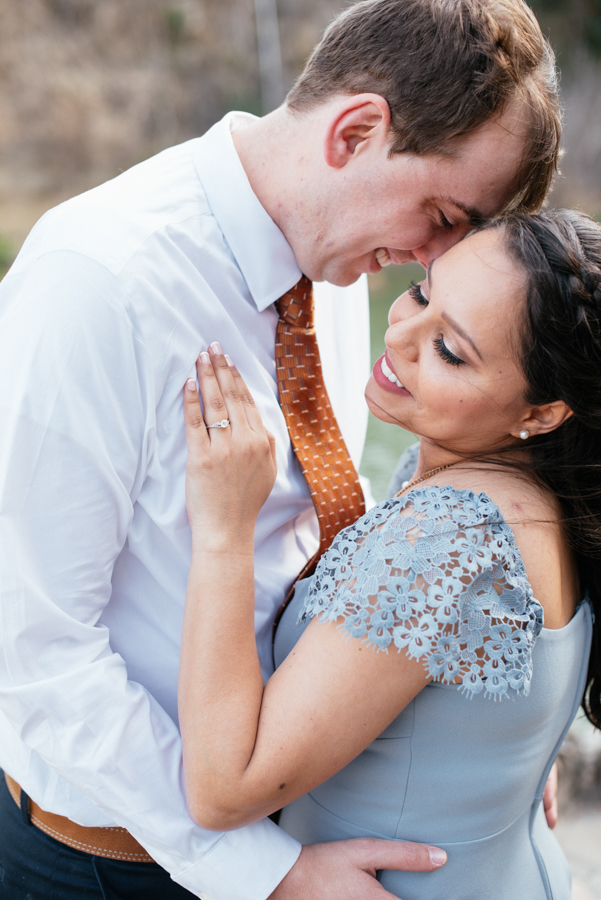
[515,400,573,439]
[323,93,391,169]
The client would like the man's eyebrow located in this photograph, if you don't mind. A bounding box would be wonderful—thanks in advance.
[441,196,486,229]
[441,311,483,361]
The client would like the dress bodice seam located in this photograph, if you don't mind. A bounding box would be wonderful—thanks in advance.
[304,781,546,846]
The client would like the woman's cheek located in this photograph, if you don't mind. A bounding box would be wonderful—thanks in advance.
[427,380,480,425]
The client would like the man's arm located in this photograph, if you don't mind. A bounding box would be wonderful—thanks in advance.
[0,250,446,900]
[0,251,301,900]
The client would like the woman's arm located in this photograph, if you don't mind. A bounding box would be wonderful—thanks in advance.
[178,347,430,831]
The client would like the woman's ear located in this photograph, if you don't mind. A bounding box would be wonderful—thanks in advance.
[514,400,573,440]
[323,93,391,168]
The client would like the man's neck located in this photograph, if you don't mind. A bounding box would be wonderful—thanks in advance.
[231,106,314,246]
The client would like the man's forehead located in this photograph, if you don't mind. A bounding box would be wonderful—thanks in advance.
[453,108,529,214]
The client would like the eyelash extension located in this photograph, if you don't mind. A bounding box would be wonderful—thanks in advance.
[408,280,428,306]
[434,335,464,367]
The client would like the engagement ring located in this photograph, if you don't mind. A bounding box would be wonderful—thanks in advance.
[206,419,230,428]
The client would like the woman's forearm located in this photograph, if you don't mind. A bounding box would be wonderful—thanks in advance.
[178,531,266,830]
[179,525,430,831]
[178,351,428,831]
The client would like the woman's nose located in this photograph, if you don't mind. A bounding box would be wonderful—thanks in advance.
[385,321,419,363]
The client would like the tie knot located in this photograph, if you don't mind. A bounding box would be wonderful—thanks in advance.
[275,276,314,329]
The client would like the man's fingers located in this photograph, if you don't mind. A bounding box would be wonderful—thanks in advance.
[543,763,559,829]
[268,839,446,900]
[347,837,447,872]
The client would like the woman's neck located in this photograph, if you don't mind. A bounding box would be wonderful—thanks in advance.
[413,438,531,480]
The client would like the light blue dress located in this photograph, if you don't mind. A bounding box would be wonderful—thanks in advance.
[274,482,592,900]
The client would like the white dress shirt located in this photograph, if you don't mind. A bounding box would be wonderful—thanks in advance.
[0,112,370,899]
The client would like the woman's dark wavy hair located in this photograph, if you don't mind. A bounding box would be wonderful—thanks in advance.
[489,209,601,727]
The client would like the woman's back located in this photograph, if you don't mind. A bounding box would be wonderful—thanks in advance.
[275,486,592,900]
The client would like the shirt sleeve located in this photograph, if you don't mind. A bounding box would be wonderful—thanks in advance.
[0,251,300,900]
[302,485,544,700]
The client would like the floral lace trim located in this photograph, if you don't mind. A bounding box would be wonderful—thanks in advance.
[302,486,544,700]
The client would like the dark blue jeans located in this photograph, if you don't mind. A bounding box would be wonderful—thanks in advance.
[0,773,197,899]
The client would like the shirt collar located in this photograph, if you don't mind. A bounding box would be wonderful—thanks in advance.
[193,112,302,312]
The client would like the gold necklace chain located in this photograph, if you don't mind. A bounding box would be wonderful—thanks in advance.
[395,463,455,497]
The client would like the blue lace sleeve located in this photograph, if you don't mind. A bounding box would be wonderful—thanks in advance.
[301,485,544,700]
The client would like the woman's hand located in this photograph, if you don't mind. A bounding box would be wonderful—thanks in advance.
[183,343,277,548]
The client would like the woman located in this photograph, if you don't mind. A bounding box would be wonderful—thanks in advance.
[178,210,600,900]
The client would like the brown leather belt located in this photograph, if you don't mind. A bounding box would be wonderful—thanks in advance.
[5,773,154,862]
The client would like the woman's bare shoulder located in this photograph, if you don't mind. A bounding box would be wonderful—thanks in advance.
[430,464,558,524]
[421,465,578,629]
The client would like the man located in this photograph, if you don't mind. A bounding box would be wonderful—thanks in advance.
[0,0,560,898]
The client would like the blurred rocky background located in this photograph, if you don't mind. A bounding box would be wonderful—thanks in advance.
[555,713,601,899]
[0,0,599,255]
[0,0,345,259]
[0,1,600,893]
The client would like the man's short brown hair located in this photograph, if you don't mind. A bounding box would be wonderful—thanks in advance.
[287,0,560,211]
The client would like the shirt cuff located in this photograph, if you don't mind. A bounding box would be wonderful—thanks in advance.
[172,817,302,900]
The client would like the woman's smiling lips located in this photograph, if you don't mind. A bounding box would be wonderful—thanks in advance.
[373,353,412,396]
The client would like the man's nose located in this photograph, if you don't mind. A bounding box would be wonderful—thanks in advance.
[412,224,471,268]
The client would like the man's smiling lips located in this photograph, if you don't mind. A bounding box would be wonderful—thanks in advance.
[373,353,412,396]
[374,247,421,269]
[375,248,392,267]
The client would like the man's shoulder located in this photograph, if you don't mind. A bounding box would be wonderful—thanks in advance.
[11,138,214,281]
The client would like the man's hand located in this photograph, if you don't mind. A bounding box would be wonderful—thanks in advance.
[543,763,558,829]
[269,838,446,899]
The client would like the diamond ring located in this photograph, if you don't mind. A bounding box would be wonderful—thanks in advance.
[206,419,230,429]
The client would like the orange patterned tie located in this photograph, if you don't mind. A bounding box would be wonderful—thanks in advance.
[274,275,366,603]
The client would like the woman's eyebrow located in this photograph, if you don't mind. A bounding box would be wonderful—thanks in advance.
[428,261,482,360]
[441,311,483,361]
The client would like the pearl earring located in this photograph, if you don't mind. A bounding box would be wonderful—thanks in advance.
[519,430,529,440]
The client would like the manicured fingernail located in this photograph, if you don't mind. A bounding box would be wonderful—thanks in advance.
[225,354,234,367]
[186,378,197,391]
[210,341,222,355]
[428,847,447,868]
[199,351,210,363]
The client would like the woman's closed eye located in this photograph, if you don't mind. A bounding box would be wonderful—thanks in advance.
[434,336,464,367]
[408,280,465,366]
[409,280,428,307]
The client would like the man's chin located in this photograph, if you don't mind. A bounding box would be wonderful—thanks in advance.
[300,254,371,286]
[309,267,363,287]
